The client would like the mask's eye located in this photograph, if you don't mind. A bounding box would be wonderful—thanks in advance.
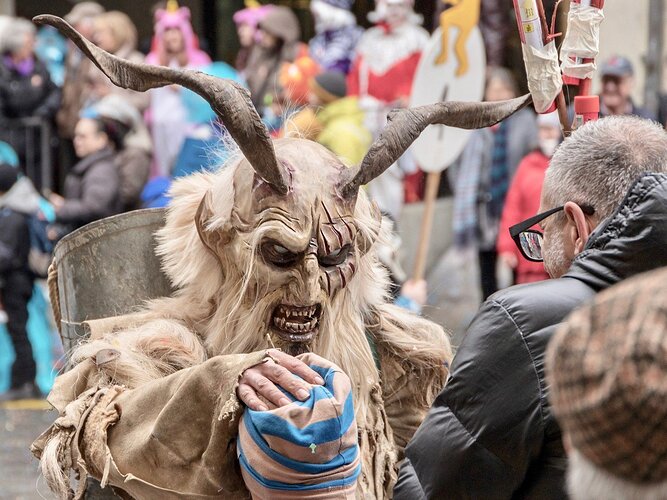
[261,241,300,268]
[273,244,289,254]
[319,244,351,267]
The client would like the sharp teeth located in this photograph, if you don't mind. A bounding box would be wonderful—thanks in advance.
[285,309,291,318]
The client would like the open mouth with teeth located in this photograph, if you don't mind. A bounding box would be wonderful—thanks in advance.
[271,303,323,342]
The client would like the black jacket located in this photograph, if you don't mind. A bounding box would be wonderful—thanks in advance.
[0,206,32,295]
[0,57,60,120]
[394,173,667,500]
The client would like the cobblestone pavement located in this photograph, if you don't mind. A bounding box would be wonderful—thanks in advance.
[0,400,56,500]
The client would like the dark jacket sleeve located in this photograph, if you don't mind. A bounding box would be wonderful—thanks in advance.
[394,300,545,500]
[33,63,61,119]
[57,159,119,224]
[0,212,30,274]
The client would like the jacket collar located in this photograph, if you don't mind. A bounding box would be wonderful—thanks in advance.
[72,147,115,175]
[564,173,667,291]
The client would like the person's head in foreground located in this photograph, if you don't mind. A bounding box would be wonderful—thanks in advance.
[536,116,667,278]
[547,267,667,500]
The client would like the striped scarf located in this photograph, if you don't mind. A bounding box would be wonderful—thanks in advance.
[487,121,510,221]
[237,353,360,499]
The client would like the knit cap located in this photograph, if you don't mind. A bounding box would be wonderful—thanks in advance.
[546,267,667,484]
[309,71,347,104]
[237,353,360,499]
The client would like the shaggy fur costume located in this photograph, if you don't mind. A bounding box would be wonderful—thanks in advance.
[33,139,452,499]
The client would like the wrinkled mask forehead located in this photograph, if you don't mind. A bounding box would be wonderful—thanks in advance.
[231,140,361,293]
[209,140,371,348]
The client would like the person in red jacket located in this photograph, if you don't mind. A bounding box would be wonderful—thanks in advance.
[497,112,561,284]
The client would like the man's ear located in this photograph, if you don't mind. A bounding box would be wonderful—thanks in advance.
[563,202,594,255]
[195,191,233,256]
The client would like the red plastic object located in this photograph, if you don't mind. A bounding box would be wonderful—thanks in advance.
[563,75,580,86]
[542,102,557,114]
[574,95,600,123]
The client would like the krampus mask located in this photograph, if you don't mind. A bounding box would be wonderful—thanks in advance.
[35,15,530,356]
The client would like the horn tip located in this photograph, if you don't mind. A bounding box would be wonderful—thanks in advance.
[33,14,58,25]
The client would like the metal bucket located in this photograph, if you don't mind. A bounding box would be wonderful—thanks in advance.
[53,208,173,353]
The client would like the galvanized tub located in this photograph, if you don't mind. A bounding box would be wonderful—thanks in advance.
[52,208,173,354]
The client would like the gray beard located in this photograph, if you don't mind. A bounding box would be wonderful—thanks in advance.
[543,231,572,279]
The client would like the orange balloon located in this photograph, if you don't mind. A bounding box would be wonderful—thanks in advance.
[280,56,322,105]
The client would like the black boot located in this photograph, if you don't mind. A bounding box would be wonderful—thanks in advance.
[0,382,42,402]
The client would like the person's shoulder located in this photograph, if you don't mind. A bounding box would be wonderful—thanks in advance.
[632,105,657,122]
[518,150,549,170]
[87,149,118,171]
[487,278,596,332]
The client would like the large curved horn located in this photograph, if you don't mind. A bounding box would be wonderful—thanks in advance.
[340,94,533,198]
[34,15,288,195]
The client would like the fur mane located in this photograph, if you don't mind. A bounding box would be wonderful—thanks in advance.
[71,154,451,424]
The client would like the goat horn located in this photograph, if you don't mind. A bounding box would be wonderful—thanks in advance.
[340,94,533,198]
[34,14,288,195]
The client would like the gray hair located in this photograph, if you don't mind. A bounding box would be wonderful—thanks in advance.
[543,116,667,221]
[1,18,36,55]
[567,449,667,500]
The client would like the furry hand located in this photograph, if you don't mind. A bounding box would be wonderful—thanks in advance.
[237,349,325,411]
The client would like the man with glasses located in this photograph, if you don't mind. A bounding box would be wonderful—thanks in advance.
[395,115,667,499]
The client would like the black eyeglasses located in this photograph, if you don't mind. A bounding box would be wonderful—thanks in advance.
[509,204,595,262]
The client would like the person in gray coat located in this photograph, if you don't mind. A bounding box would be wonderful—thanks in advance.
[48,116,123,239]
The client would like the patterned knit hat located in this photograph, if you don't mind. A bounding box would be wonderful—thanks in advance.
[309,71,347,104]
[546,267,667,484]
[237,353,360,498]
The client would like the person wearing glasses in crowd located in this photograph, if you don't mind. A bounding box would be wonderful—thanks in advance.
[394,115,667,500]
